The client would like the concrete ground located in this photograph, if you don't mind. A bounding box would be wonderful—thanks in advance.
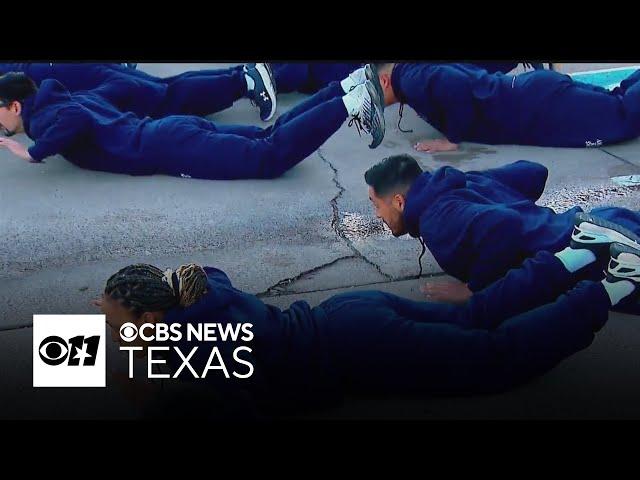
[1,63,640,419]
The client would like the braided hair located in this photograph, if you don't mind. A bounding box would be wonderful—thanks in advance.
[105,263,208,316]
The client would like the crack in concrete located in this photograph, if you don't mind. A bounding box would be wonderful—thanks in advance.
[256,255,357,297]
[316,148,394,281]
[600,147,640,168]
[261,271,448,298]
[0,324,32,333]
[255,149,394,297]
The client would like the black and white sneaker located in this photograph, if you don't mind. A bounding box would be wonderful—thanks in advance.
[570,212,640,258]
[342,66,367,92]
[342,64,380,92]
[244,62,277,122]
[607,242,640,285]
[346,80,386,149]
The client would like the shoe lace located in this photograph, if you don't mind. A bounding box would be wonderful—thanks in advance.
[362,100,374,132]
[417,237,426,279]
[397,102,413,133]
[348,93,379,140]
[348,114,364,137]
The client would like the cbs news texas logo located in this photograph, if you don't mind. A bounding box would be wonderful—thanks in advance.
[33,315,106,387]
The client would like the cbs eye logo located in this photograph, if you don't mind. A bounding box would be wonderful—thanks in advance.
[119,323,138,342]
[38,335,101,366]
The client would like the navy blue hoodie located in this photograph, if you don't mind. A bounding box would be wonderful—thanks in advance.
[22,79,168,175]
[160,267,341,412]
[158,259,614,405]
[390,63,579,145]
[403,160,640,291]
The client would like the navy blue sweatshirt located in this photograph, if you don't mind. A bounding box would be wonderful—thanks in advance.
[390,63,582,145]
[161,267,341,412]
[22,79,165,174]
[403,160,640,290]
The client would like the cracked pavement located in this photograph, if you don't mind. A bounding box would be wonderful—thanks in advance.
[2,63,640,419]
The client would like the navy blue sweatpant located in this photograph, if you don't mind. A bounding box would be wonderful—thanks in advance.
[92,65,249,118]
[148,82,347,179]
[394,63,640,147]
[318,251,611,395]
[519,69,640,147]
[271,63,361,94]
[0,63,250,119]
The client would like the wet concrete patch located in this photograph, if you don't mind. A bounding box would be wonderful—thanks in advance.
[338,212,393,241]
[431,145,498,163]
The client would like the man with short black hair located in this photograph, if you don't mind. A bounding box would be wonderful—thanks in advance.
[0,62,278,121]
[364,154,425,237]
[365,156,640,303]
[0,67,385,179]
[373,62,640,152]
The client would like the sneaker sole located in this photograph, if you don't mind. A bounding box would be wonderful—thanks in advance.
[263,62,277,91]
[571,212,640,252]
[365,81,385,149]
[255,63,277,121]
[608,242,640,283]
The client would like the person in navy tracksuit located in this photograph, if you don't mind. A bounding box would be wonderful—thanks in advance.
[270,62,541,94]
[0,71,384,179]
[365,155,640,303]
[0,62,278,121]
[374,62,640,152]
[96,216,640,414]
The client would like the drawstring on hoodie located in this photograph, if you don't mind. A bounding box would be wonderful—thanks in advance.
[417,237,426,278]
[397,103,414,133]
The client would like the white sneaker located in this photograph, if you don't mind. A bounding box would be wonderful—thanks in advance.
[607,243,640,284]
[344,80,385,149]
[341,66,368,93]
[571,212,640,257]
